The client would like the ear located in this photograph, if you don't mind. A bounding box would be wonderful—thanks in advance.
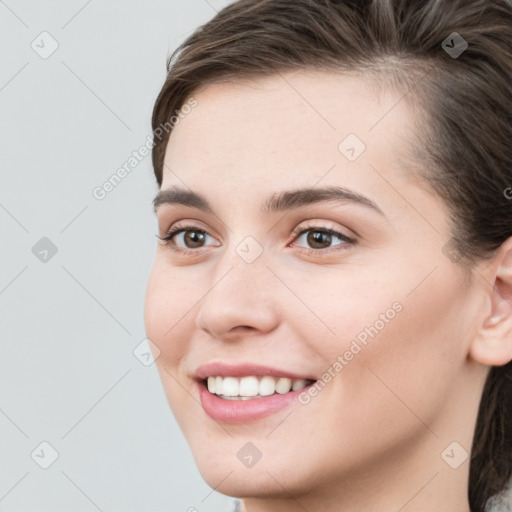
[469,236,512,366]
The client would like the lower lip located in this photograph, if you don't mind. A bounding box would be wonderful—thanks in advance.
[198,381,314,424]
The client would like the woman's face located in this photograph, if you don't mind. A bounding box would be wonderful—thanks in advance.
[144,70,485,501]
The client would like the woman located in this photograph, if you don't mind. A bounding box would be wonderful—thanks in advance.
[144,1,512,510]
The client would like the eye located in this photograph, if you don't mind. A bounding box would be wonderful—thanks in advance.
[157,222,219,253]
[157,222,356,255]
[289,224,355,253]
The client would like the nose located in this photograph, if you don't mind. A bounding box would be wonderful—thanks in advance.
[194,254,280,341]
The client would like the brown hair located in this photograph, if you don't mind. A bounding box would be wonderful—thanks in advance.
[150,1,512,509]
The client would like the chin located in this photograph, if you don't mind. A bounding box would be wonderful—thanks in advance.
[188,436,321,500]
[196,461,302,499]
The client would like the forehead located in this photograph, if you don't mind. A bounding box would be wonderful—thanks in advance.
[162,70,417,196]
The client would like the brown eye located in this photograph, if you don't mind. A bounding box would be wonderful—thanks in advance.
[292,226,355,252]
[181,230,206,248]
[306,230,333,249]
[158,224,220,253]
[162,228,208,248]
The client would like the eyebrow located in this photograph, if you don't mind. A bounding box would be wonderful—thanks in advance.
[153,185,385,217]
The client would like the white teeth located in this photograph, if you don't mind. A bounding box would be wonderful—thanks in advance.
[222,377,239,397]
[239,376,259,396]
[275,377,292,394]
[259,376,275,396]
[205,375,312,398]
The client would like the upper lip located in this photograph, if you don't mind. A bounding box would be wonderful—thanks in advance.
[194,362,318,381]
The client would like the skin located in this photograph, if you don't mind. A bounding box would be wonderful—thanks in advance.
[144,70,512,512]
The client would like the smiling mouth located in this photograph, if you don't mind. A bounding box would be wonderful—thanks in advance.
[203,375,317,400]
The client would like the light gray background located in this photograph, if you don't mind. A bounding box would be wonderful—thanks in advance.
[2,1,511,512]
[0,1,235,511]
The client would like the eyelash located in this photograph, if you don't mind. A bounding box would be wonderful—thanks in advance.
[157,222,356,256]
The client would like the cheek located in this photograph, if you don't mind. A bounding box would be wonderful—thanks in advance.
[283,272,469,484]
[290,251,468,398]
[316,265,470,432]
[144,259,194,366]
[144,261,201,430]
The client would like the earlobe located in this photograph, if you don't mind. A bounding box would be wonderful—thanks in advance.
[469,237,512,367]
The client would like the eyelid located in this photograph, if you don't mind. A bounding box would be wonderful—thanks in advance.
[289,221,356,243]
